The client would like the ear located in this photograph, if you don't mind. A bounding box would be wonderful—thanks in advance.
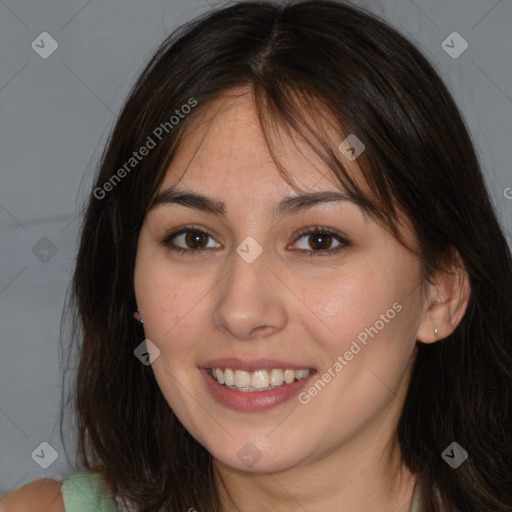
[416,248,471,344]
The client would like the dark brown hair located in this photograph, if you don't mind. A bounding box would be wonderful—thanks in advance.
[59,1,512,510]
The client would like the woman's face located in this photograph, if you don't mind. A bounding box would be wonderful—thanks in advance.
[133,89,429,474]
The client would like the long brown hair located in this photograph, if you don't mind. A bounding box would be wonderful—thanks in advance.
[60,1,512,510]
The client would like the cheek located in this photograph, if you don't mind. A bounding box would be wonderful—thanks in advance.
[294,270,420,437]
[298,261,423,425]
[133,244,215,366]
[134,250,208,423]
[305,262,416,358]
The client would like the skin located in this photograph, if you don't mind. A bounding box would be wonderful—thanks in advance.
[0,479,64,511]
[133,87,470,512]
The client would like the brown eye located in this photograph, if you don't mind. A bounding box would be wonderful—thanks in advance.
[292,227,350,257]
[183,230,209,249]
[160,226,221,254]
[306,232,334,251]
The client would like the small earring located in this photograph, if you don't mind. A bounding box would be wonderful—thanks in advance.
[434,326,438,335]
[133,310,143,324]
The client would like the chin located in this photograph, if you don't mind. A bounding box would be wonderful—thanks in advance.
[207,435,310,474]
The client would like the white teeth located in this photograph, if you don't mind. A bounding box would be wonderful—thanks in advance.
[224,368,235,386]
[210,367,311,391]
[251,370,269,389]
[283,369,295,384]
[234,370,251,389]
[295,369,310,379]
[215,368,224,384]
[269,368,284,386]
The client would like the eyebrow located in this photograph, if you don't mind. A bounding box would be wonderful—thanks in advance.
[149,189,356,218]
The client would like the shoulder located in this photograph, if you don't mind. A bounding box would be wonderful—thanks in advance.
[0,478,64,512]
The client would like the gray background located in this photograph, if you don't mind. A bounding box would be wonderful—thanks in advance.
[1,0,511,497]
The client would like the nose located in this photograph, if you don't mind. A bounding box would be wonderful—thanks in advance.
[212,246,288,341]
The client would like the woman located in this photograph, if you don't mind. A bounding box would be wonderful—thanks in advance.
[2,1,511,511]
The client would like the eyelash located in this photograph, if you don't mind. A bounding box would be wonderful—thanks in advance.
[160,224,350,258]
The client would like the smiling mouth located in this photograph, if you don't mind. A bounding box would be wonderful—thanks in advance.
[208,367,314,392]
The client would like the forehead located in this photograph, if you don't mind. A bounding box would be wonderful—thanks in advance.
[158,88,359,197]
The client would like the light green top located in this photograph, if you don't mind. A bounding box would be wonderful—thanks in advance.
[61,471,118,512]
[411,483,421,512]
[61,470,421,511]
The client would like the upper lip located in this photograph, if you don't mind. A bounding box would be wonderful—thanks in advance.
[200,357,316,373]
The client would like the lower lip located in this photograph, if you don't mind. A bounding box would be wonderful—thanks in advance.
[199,368,316,412]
